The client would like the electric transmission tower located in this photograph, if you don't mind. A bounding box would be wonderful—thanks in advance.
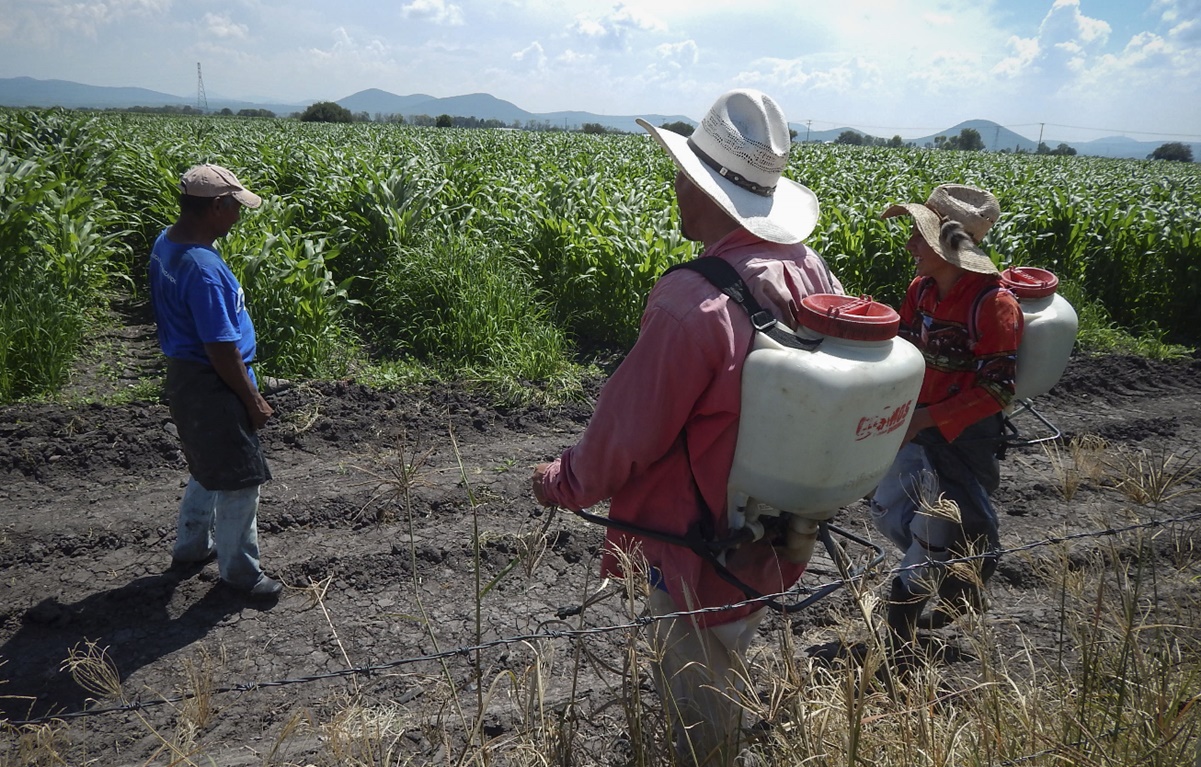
[196,63,208,113]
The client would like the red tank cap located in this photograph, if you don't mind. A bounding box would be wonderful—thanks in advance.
[1001,266,1059,299]
[797,294,900,342]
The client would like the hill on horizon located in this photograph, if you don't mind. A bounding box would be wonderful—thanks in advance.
[797,117,1199,159]
[0,77,1195,160]
[334,88,690,133]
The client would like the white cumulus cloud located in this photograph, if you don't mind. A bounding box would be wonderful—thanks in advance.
[569,3,667,50]
[306,26,395,73]
[512,41,547,69]
[0,0,171,41]
[1168,16,1201,43]
[203,13,248,41]
[734,56,884,94]
[555,48,594,65]
[993,0,1111,78]
[401,0,465,26]
[1153,0,1201,25]
[655,39,698,69]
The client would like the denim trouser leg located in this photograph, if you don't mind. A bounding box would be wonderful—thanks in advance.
[173,476,264,586]
[174,476,217,561]
[214,484,264,588]
[870,444,955,596]
[871,443,933,552]
[871,439,999,596]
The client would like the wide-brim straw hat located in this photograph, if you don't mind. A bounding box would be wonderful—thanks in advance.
[881,183,1000,274]
[637,89,819,244]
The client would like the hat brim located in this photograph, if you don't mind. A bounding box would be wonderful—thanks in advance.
[231,188,263,209]
[637,118,819,245]
[881,202,997,275]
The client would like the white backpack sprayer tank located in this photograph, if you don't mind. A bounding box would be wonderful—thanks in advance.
[993,266,1079,446]
[727,294,925,565]
[1000,267,1078,400]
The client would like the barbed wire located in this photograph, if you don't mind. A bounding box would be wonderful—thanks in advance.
[3,510,1198,729]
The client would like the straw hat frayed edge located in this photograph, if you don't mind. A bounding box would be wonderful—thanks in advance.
[881,202,998,275]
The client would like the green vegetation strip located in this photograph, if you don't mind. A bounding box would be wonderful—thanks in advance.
[2,109,1198,405]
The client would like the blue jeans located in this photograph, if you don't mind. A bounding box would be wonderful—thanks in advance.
[870,440,999,595]
[173,476,265,588]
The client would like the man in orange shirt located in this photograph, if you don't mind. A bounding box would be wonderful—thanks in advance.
[872,185,1023,669]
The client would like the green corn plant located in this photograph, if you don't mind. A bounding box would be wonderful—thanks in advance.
[225,202,359,381]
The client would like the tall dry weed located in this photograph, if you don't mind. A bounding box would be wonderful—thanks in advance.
[1108,446,1200,505]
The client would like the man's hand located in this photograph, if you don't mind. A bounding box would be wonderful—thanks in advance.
[248,394,274,431]
[531,462,556,507]
[204,341,273,431]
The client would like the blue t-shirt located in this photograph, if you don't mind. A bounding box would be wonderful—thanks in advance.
[148,229,257,375]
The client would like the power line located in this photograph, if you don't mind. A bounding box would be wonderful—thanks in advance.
[1041,122,1201,138]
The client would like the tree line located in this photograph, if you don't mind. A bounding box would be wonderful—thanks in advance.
[831,127,1080,155]
[296,101,628,133]
[61,101,1198,160]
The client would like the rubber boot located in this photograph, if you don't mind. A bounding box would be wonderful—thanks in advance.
[917,567,992,630]
[885,577,926,680]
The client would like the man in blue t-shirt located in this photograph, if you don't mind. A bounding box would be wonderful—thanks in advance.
[149,163,281,600]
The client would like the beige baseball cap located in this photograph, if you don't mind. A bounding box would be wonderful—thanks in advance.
[178,163,262,208]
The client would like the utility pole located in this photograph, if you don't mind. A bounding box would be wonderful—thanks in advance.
[1037,122,1045,152]
[196,63,208,113]
[805,119,812,143]
[994,125,1000,151]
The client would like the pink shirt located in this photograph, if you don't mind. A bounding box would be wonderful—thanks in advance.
[538,228,843,626]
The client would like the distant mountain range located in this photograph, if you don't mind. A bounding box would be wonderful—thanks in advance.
[805,119,1193,159]
[326,87,693,133]
[1,76,1195,161]
[0,76,692,136]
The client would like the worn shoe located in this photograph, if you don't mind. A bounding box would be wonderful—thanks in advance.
[222,575,283,600]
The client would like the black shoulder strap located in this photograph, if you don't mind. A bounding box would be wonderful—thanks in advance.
[664,258,820,350]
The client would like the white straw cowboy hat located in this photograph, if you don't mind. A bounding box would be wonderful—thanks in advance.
[637,89,819,244]
[179,163,262,208]
[881,183,1000,274]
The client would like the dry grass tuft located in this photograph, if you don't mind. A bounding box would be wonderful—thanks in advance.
[173,644,222,755]
[60,640,123,704]
[0,720,70,767]
[321,701,416,766]
[283,401,322,435]
[350,432,435,525]
[1108,446,1201,505]
[1040,434,1110,501]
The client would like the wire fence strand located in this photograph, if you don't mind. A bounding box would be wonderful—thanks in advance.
[3,510,1198,729]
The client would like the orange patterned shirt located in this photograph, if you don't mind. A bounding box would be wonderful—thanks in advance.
[898,272,1024,442]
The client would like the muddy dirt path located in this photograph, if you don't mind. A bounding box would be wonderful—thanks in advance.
[2,347,1200,765]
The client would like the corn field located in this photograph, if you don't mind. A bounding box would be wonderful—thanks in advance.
[2,109,1199,404]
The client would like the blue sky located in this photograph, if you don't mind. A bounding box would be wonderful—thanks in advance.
[0,0,1198,143]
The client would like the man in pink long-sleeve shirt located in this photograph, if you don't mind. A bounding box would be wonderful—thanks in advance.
[531,89,842,767]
